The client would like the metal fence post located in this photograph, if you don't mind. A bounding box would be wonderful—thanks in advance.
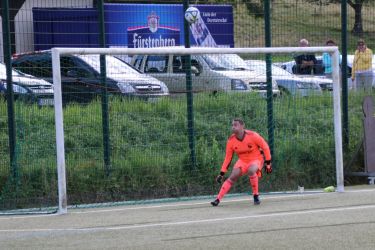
[183,0,196,169]
[98,0,111,176]
[264,0,275,162]
[2,0,18,183]
[341,0,349,149]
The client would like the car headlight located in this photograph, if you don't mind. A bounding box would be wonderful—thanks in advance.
[296,82,318,89]
[12,84,28,94]
[231,79,248,90]
[296,82,310,89]
[160,82,169,94]
[0,82,28,93]
[118,82,136,94]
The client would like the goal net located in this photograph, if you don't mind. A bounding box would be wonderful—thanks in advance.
[0,46,343,214]
[49,46,343,214]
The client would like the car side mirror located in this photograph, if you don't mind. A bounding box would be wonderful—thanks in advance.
[191,66,200,76]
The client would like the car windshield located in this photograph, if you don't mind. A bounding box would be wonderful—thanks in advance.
[246,60,292,76]
[202,54,251,71]
[0,63,22,77]
[77,55,140,77]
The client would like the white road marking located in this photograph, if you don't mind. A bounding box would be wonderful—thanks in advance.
[1,203,375,233]
[56,188,375,214]
[0,188,374,220]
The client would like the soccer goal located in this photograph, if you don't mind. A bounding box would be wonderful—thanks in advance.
[51,46,343,214]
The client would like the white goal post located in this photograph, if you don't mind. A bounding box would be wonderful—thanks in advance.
[52,46,343,214]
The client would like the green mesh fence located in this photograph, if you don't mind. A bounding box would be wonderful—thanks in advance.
[1,0,375,213]
[0,101,58,214]
[1,91,373,212]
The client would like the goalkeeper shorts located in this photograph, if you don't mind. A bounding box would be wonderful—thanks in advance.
[234,159,263,176]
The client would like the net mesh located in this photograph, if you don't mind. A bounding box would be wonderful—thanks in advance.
[46,49,342,205]
[3,44,373,214]
[1,0,375,214]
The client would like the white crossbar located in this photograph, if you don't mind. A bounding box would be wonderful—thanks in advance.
[53,46,338,56]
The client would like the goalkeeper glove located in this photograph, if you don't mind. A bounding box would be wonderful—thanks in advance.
[265,160,272,174]
[216,172,225,184]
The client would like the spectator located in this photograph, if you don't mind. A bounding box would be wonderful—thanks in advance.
[322,39,341,78]
[351,39,373,91]
[294,39,318,75]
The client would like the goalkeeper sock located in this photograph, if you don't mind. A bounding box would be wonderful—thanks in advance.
[217,179,234,200]
[249,174,259,196]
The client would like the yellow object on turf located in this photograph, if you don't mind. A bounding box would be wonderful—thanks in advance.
[324,186,335,192]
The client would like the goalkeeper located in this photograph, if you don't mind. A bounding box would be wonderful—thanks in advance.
[211,118,272,206]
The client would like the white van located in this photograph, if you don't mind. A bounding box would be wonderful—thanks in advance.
[129,52,280,97]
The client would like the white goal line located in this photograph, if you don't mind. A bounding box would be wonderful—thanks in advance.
[51,46,343,215]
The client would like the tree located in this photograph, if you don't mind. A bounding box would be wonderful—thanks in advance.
[308,0,372,36]
[347,0,367,36]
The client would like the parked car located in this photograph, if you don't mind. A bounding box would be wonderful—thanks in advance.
[278,55,375,90]
[245,60,322,96]
[12,51,169,103]
[275,57,333,91]
[0,62,54,106]
[128,51,280,97]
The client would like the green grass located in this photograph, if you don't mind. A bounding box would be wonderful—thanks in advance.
[233,0,375,53]
[1,0,375,210]
[0,91,371,209]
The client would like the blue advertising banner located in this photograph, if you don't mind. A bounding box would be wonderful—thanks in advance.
[104,4,183,48]
[104,4,234,48]
[33,4,234,50]
[188,5,234,47]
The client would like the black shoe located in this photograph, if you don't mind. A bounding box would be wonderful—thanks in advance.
[253,195,261,205]
[211,199,220,206]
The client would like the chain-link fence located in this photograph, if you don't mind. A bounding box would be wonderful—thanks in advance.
[0,0,374,213]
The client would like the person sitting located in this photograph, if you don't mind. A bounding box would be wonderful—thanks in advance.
[294,39,318,75]
[172,57,183,73]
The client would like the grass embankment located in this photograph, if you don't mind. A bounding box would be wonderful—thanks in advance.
[0,92,369,208]
[234,0,375,58]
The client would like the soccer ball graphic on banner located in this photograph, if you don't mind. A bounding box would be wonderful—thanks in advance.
[185,7,200,24]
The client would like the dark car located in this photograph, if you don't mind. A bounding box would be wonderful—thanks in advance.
[0,62,54,106]
[12,51,169,103]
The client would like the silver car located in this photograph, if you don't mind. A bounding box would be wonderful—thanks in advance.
[245,60,322,96]
[278,55,375,90]
[0,62,54,106]
[275,58,333,91]
[130,52,280,97]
